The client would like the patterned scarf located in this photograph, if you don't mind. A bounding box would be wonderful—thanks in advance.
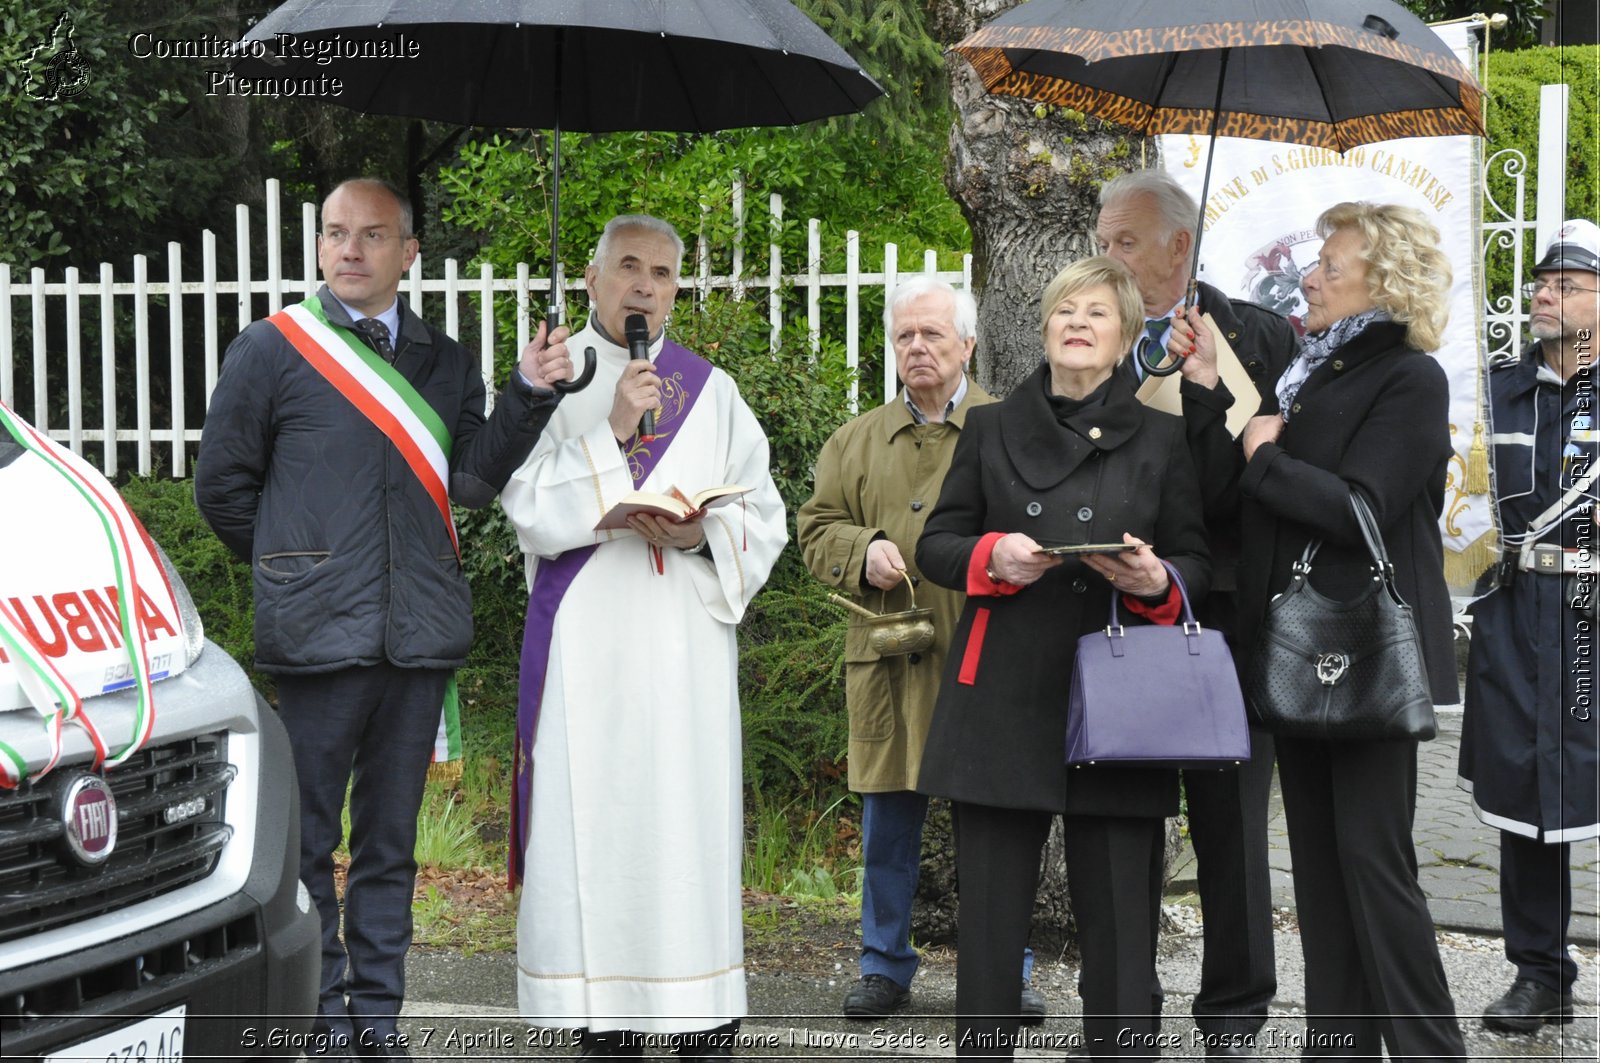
[1275,307,1390,421]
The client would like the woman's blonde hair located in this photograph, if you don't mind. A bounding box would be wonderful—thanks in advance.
[1317,202,1452,351]
[1038,256,1144,360]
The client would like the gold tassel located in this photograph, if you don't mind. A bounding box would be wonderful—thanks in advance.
[1444,527,1500,588]
[426,758,463,786]
[1467,420,1491,494]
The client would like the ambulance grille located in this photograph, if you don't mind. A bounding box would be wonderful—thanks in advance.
[0,733,233,943]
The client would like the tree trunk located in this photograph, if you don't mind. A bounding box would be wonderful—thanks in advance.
[944,53,1147,395]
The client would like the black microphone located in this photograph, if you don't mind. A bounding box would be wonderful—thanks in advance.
[624,313,656,440]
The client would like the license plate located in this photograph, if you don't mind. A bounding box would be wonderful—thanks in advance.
[44,1004,186,1063]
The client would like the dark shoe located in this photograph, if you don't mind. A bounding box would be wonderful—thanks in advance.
[307,1020,355,1061]
[1019,979,1047,1026]
[843,973,911,1018]
[1483,978,1574,1033]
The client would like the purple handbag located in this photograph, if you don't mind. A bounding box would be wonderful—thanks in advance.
[1066,561,1251,770]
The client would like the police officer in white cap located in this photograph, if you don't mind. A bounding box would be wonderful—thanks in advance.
[1461,218,1600,1033]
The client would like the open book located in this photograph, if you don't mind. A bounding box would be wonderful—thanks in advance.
[594,484,750,531]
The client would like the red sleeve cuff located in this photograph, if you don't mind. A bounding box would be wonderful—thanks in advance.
[1123,581,1182,624]
[967,531,1024,596]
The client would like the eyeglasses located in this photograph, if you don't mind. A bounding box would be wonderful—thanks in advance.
[319,229,410,248]
[1522,279,1600,299]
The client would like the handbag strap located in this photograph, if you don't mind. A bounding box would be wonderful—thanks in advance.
[1106,559,1197,631]
[1348,488,1394,577]
[1288,488,1390,581]
[1349,487,1412,604]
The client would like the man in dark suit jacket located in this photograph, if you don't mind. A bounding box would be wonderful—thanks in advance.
[196,178,575,1059]
[1094,169,1299,1057]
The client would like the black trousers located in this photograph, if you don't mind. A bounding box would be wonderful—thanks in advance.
[1499,829,1578,991]
[276,663,448,1042]
[1183,726,1277,1037]
[953,802,1164,1060]
[1276,736,1466,1060]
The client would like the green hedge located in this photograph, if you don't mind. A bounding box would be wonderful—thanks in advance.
[1482,45,1599,296]
[118,475,266,693]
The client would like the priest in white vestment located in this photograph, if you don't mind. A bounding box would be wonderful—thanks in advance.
[500,214,787,1059]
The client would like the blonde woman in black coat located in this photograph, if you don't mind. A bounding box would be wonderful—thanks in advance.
[1237,201,1467,1059]
[916,257,1211,1058]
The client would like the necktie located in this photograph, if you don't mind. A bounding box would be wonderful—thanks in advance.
[356,318,394,362]
[1124,318,1170,383]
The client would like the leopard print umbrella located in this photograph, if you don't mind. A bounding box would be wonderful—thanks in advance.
[953,0,1484,152]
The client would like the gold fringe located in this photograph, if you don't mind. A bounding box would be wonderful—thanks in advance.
[1445,526,1500,588]
[426,759,463,787]
[1467,420,1491,494]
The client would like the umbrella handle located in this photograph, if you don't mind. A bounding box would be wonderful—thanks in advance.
[1139,281,1199,377]
[552,346,597,394]
[1136,334,1183,378]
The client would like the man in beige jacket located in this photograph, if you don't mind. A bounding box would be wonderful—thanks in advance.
[798,277,1040,1022]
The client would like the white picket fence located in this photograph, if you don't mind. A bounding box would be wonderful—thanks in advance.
[0,177,971,478]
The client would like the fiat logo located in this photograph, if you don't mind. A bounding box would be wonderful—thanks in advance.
[1315,652,1350,686]
[59,772,117,866]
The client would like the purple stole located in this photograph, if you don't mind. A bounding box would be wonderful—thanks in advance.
[509,339,713,887]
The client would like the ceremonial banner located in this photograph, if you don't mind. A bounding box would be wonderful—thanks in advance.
[1160,22,1494,595]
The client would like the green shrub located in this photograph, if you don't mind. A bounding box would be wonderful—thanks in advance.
[413,789,491,868]
[744,787,860,899]
[1482,45,1600,296]
[118,474,267,693]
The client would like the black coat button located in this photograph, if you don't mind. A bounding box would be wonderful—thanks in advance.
[1332,359,1344,370]
[1071,578,1088,594]
[908,652,923,664]
[1077,506,1093,522]
[910,500,923,512]
[831,565,842,577]
[1291,403,1302,415]
[1026,501,1042,517]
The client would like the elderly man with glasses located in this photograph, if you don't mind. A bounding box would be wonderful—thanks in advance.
[1461,218,1600,1034]
[197,178,573,1059]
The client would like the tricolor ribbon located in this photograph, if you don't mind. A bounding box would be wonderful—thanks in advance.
[0,401,160,785]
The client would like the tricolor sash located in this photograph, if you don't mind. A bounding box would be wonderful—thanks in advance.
[510,339,713,887]
[267,296,459,556]
[268,297,462,767]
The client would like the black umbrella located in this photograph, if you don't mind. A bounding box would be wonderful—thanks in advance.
[952,0,1484,374]
[234,0,884,384]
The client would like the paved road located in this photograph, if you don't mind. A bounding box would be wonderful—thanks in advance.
[1169,709,1600,947]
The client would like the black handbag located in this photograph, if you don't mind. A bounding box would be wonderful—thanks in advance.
[1246,490,1437,742]
[1066,561,1252,769]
